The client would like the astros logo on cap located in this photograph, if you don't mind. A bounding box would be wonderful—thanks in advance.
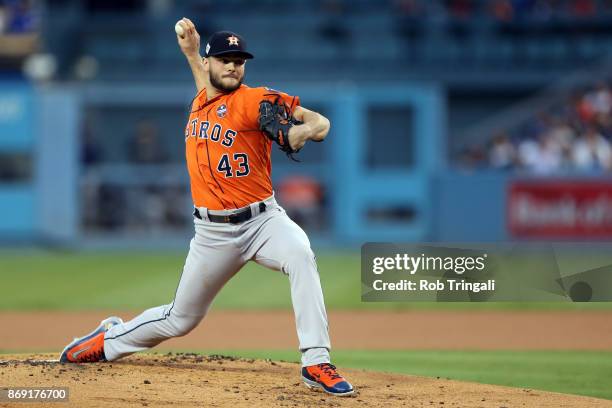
[227,36,239,46]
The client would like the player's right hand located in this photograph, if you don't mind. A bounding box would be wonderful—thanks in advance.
[177,17,201,59]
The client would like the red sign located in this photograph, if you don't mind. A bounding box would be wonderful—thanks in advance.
[508,181,612,237]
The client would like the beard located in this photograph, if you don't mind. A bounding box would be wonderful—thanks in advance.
[209,68,244,93]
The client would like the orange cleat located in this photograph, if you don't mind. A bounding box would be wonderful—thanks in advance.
[59,317,122,363]
[301,363,354,396]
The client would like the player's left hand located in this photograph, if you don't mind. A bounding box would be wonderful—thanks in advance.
[259,98,301,154]
[176,17,201,59]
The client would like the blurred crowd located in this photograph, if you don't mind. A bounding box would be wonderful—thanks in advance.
[197,0,612,20]
[82,119,170,166]
[0,0,37,34]
[460,82,612,173]
[393,0,612,20]
[0,0,39,68]
[5,0,611,83]
[80,118,188,233]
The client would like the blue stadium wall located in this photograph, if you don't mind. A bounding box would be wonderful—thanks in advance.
[0,79,606,246]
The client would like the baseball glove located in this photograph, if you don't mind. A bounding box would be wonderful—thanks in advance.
[258,96,302,160]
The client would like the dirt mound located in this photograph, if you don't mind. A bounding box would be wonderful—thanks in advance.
[1,353,611,407]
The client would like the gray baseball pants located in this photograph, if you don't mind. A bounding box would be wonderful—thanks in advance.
[103,195,331,366]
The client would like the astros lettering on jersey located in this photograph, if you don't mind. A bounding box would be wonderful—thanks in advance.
[185,85,299,210]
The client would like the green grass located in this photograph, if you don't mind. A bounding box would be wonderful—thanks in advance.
[3,252,610,400]
[171,349,612,401]
[1,250,612,310]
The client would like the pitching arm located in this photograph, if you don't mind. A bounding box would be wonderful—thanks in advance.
[176,18,206,93]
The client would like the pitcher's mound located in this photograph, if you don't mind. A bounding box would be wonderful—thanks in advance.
[1,353,610,407]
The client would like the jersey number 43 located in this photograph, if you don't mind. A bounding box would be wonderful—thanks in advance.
[217,153,250,178]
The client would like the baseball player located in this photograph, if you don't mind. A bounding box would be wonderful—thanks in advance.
[59,18,354,397]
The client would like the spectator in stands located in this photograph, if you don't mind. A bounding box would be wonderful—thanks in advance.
[0,0,38,34]
[0,0,39,70]
[547,116,576,150]
[393,0,426,60]
[80,117,107,229]
[574,89,597,124]
[570,0,597,17]
[531,0,554,21]
[585,82,612,118]
[489,0,514,22]
[526,133,564,174]
[446,0,474,20]
[0,3,8,33]
[393,0,423,15]
[97,184,126,230]
[473,80,612,174]
[139,185,167,234]
[81,119,104,166]
[572,125,612,171]
[522,111,553,141]
[458,145,487,170]
[516,136,538,170]
[277,175,325,231]
[162,186,189,229]
[127,120,168,164]
[489,132,516,169]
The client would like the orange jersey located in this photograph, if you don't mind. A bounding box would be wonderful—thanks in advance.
[185,84,299,210]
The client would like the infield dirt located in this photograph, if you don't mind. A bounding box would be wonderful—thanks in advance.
[2,353,612,408]
[2,310,612,407]
[2,310,612,350]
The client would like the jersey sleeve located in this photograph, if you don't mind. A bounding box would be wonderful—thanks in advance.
[240,87,301,130]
